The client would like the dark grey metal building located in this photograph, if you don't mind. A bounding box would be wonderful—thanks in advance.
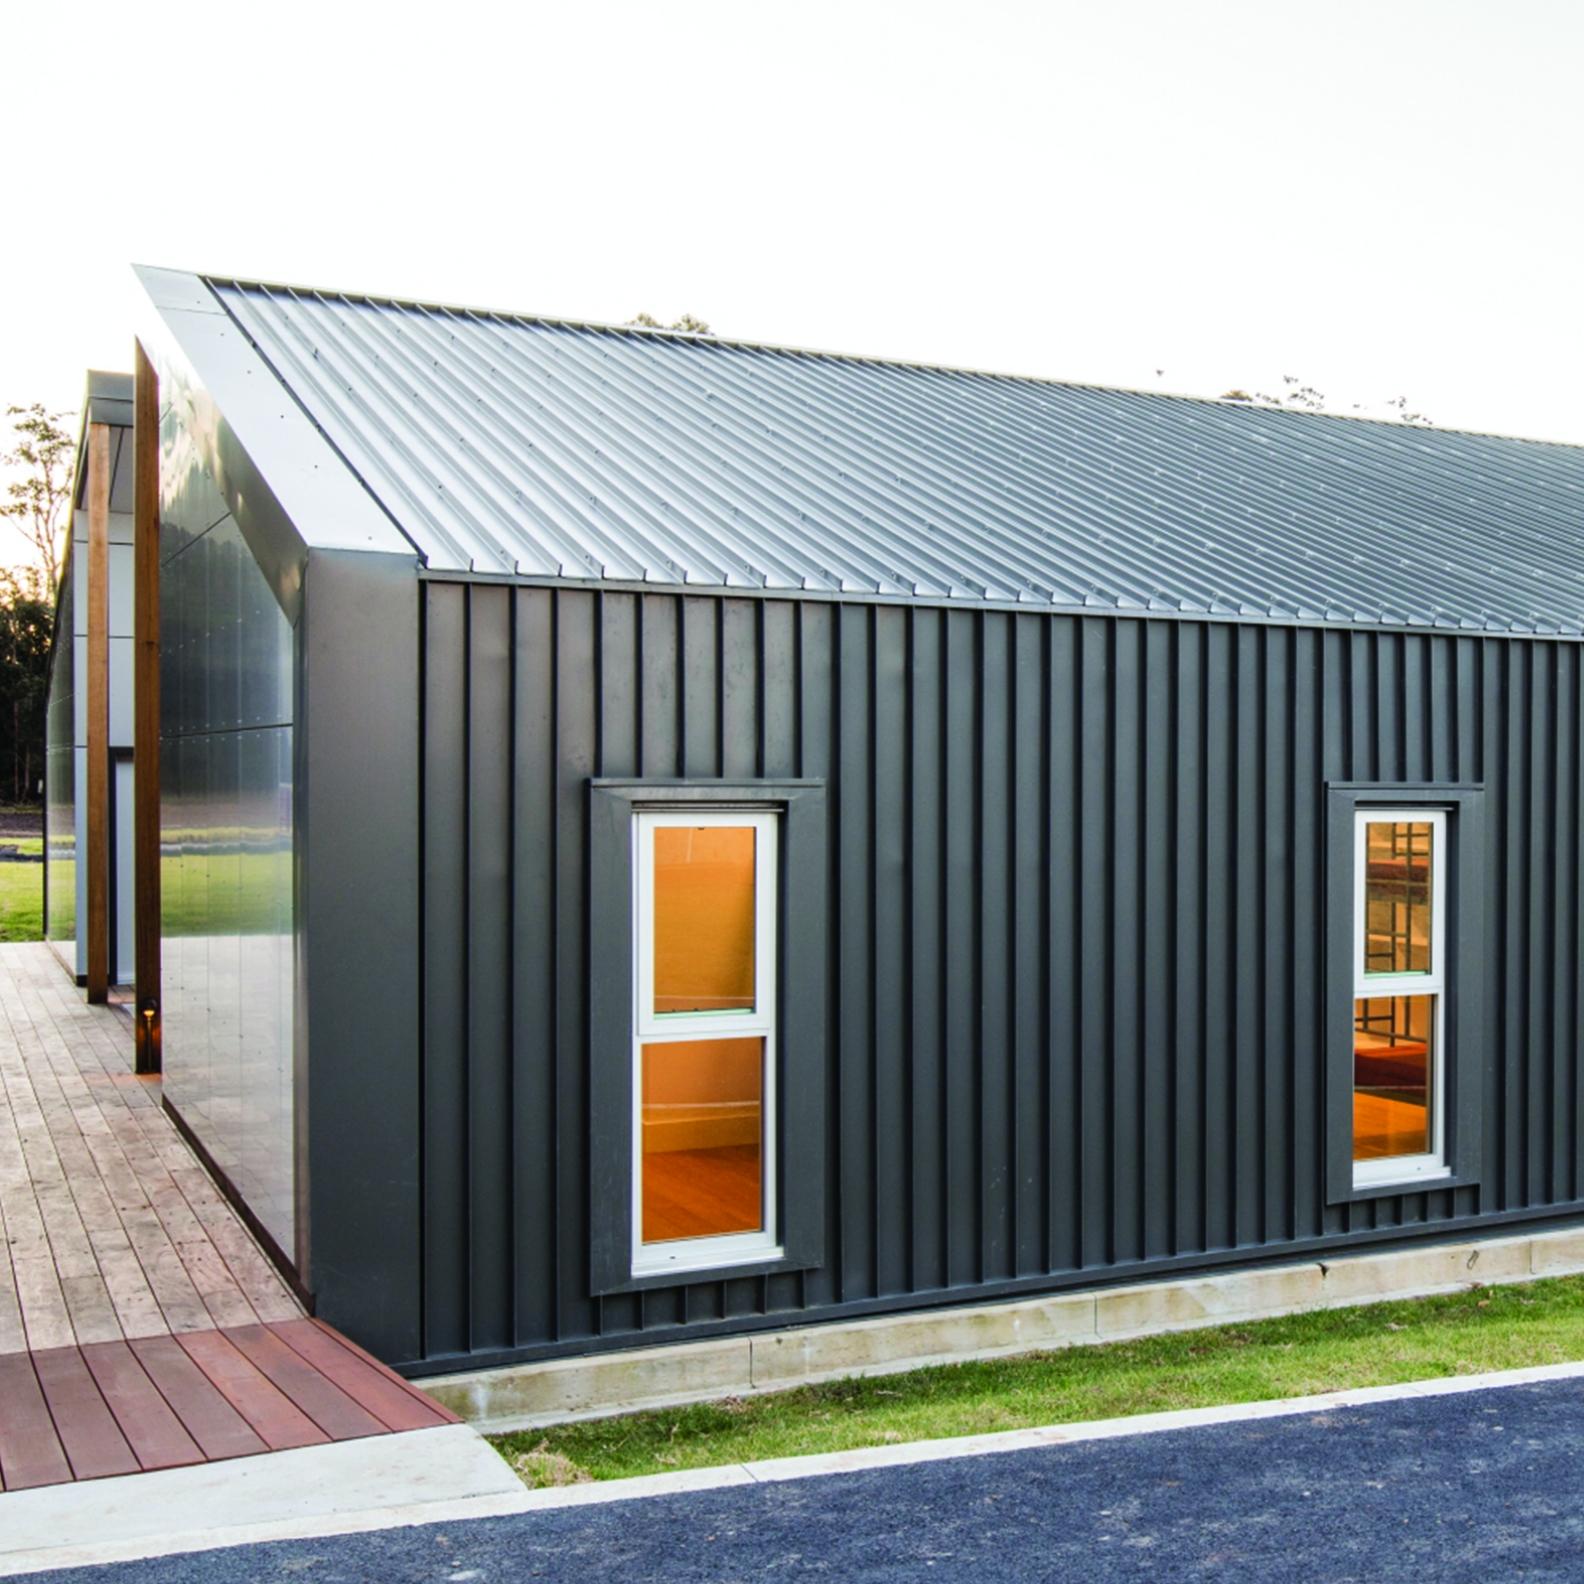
[123,264,1584,1377]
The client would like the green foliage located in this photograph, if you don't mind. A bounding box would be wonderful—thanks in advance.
[2,404,75,593]
[494,1275,1584,1484]
[627,311,714,335]
[0,568,51,805]
[1216,375,1432,425]
[0,402,73,812]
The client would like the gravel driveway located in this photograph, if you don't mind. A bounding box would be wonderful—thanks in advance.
[30,1375,1584,1582]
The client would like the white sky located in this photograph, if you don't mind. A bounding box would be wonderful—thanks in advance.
[2,0,1582,452]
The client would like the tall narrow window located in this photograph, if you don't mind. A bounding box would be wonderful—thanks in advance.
[1352,809,1448,1186]
[632,810,780,1275]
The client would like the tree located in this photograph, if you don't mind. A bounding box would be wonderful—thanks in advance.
[627,311,714,335]
[1,404,76,594]
[0,568,51,805]
[1217,375,1432,426]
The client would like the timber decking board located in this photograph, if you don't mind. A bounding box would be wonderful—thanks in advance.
[173,1330,330,1452]
[301,1318,462,1425]
[0,946,300,1357]
[127,1335,269,1462]
[0,946,460,1495]
[0,1322,460,1495]
[80,1340,205,1471]
[0,1351,72,1492]
[222,1324,388,1441]
[31,1344,140,1481]
[269,1319,451,1433]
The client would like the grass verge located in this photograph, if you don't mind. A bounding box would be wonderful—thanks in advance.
[492,1275,1584,1486]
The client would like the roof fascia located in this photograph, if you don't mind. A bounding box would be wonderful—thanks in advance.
[132,266,416,624]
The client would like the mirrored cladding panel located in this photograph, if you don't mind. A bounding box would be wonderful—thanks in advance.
[44,546,78,972]
[159,463,297,1262]
[44,412,137,984]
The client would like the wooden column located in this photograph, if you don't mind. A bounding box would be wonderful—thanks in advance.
[133,342,162,1073]
[84,425,110,1003]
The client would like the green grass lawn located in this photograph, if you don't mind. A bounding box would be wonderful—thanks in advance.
[0,850,43,941]
[0,843,292,944]
[161,851,292,936]
[493,1275,1584,1487]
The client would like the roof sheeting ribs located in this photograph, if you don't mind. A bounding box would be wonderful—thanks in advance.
[200,276,1584,636]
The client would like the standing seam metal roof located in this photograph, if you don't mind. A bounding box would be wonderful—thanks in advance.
[199,275,1584,636]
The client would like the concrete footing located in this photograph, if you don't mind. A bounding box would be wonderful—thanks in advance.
[425,1224,1584,1433]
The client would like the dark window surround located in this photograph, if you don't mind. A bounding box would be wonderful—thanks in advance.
[588,779,828,1295]
[1326,782,1486,1205]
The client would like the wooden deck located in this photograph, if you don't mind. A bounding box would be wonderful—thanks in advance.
[0,944,460,1494]
[0,944,300,1354]
[0,1318,458,1491]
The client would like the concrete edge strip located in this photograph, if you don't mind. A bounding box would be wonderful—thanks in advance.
[429,1226,1584,1433]
[7,1358,1584,1575]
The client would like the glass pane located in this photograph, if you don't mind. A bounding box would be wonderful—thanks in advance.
[1363,820,1433,975]
[641,1037,763,1243]
[1353,995,1433,1161]
[653,825,756,1015]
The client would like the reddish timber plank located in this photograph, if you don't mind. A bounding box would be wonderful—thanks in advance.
[0,1352,73,1490]
[128,1336,268,1461]
[221,1325,387,1441]
[81,1341,205,1471]
[308,1318,462,1425]
[32,1346,141,1481]
[175,1330,329,1451]
[267,1320,449,1433]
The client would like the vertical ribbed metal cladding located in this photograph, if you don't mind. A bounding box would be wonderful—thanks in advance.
[413,584,1584,1372]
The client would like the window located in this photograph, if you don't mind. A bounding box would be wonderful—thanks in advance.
[1326,784,1483,1205]
[587,778,826,1295]
[1352,810,1446,1187]
[631,810,781,1275]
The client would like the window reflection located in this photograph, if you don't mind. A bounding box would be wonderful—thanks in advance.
[641,1037,763,1243]
[1353,994,1432,1161]
[653,826,756,1015]
[1364,821,1432,975]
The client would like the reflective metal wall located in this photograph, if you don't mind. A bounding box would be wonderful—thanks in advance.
[44,427,138,982]
[44,549,78,971]
[159,469,297,1260]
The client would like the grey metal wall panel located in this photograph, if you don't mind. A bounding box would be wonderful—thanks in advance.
[109,638,133,747]
[421,582,469,1357]
[409,582,1584,1375]
[298,548,422,1360]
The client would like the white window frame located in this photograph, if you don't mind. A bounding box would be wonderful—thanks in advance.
[1351,807,1449,1188]
[631,808,781,1277]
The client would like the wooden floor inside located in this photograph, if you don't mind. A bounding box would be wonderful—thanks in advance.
[1353,1091,1430,1160]
[642,1144,762,1243]
[0,945,457,1493]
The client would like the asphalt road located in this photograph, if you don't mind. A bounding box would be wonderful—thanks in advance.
[37,1378,1584,1583]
